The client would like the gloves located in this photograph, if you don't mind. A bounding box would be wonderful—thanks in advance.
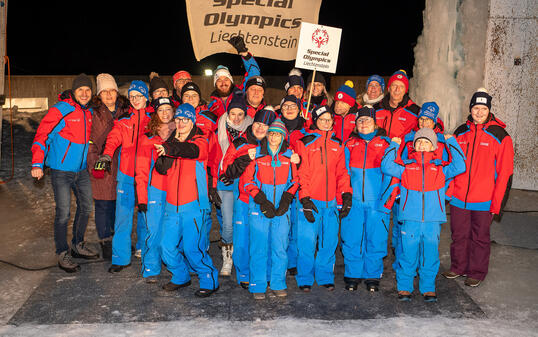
[254,191,276,219]
[275,191,295,216]
[300,197,318,223]
[228,35,248,54]
[209,187,222,208]
[138,203,147,213]
[219,174,234,186]
[94,154,111,173]
[339,192,353,220]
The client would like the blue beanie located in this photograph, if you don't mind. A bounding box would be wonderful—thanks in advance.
[335,80,357,106]
[419,102,440,121]
[174,103,196,123]
[228,90,247,113]
[357,105,376,120]
[128,80,149,100]
[366,74,385,91]
[254,106,276,125]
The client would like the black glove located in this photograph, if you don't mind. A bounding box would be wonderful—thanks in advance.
[300,197,318,223]
[138,203,147,213]
[209,187,222,207]
[95,154,111,173]
[254,191,276,219]
[154,156,174,175]
[228,35,248,54]
[219,174,234,186]
[339,192,353,220]
[276,191,295,216]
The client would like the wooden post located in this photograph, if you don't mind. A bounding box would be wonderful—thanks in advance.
[0,1,7,167]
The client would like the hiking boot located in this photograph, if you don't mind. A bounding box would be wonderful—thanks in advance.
[162,280,191,291]
[253,292,266,300]
[219,243,233,276]
[108,263,131,273]
[441,270,461,279]
[57,251,80,273]
[145,275,159,284]
[240,282,249,290]
[195,286,219,298]
[464,277,482,287]
[299,285,311,293]
[287,267,298,276]
[321,284,335,291]
[71,241,99,260]
[398,291,412,302]
[423,292,438,303]
[271,289,287,297]
[100,238,112,260]
[365,280,380,292]
[344,277,361,291]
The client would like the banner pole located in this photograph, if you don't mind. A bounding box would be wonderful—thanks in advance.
[304,68,316,119]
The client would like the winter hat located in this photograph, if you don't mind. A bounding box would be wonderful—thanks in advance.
[245,75,266,91]
[128,80,149,100]
[72,73,93,92]
[96,73,118,95]
[335,80,357,107]
[311,104,333,124]
[285,68,305,92]
[280,95,301,108]
[388,69,409,93]
[214,65,234,86]
[419,101,440,121]
[413,127,438,151]
[307,71,326,87]
[149,72,168,97]
[267,118,287,167]
[180,81,202,98]
[228,90,247,113]
[366,74,385,91]
[174,103,196,123]
[152,96,174,111]
[254,105,276,125]
[173,70,192,85]
[469,88,492,111]
[356,105,376,120]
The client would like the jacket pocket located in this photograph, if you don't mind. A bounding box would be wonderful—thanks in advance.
[401,190,409,211]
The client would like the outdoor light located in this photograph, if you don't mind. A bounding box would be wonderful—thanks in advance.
[204,69,213,76]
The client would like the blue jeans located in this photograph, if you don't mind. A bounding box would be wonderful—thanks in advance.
[217,190,235,244]
[50,169,93,255]
[94,199,115,240]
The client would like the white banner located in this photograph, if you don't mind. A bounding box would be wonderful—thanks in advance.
[185,0,323,61]
[294,22,342,74]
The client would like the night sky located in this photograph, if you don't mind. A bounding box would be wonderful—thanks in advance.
[7,1,425,77]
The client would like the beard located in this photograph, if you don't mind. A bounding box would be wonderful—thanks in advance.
[216,85,233,98]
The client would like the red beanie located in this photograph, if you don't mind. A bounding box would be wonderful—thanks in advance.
[388,69,409,93]
[173,70,192,85]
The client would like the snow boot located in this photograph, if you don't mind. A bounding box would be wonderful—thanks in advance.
[219,243,233,276]
[423,292,438,302]
[398,291,412,302]
[240,282,249,290]
[287,267,298,276]
[71,241,99,260]
[100,238,113,260]
[299,285,312,293]
[162,280,191,291]
[321,284,335,291]
[108,263,131,273]
[195,286,219,298]
[253,292,266,300]
[365,279,380,292]
[344,277,361,291]
[57,251,80,273]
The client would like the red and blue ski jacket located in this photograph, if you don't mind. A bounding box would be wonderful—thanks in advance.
[450,114,514,214]
[31,91,92,172]
[102,106,152,184]
[374,94,420,139]
[344,129,391,203]
[135,133,168,205]
[380,137,466,222]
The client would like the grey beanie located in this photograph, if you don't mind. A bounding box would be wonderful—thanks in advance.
[413,127,438,150]
[72,73,93,92]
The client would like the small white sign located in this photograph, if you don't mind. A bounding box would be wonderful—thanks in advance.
[294,22,342,74]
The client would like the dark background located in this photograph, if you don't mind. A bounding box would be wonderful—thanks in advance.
[7,1,425,77]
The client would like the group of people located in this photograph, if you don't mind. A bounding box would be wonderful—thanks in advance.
[30,37,514,302]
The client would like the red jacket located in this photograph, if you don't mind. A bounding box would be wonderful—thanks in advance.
[135,133,168,205]
[374,94,420,139]
[333,105,359,143]
[103,106,152,184]
[296,128,352,203]
[450,114,513,214]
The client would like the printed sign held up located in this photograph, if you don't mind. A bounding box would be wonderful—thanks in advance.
[294,22,342,74]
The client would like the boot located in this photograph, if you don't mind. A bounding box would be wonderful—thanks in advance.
[219,243,233,276]
[100,238,113,260]
[57,251,80,273]
[71,241,99,260]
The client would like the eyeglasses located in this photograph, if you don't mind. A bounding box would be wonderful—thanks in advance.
[153,88,168,96]
[129,94,145,100]
[175,78,191,83]
[281,104,298,111]
[318,118,333,123]
[356,118,374,124]
[175,117,191,124]
[183,93,199,100]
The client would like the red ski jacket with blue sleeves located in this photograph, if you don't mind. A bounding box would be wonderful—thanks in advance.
[380,137,466,222]
[135,132,168,205]
[373,94,420,139]
[31,91,92,172]
[343,129,391,203]
[450,114,514,215]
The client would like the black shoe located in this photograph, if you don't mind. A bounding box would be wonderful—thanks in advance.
[398,292,412,302]
[162,280,192,291]
[287,267,298,276]
[195,286,219,298]
[391,247,396,256]
[344,277,361,291]
[100,240,112,260]
[145,276,159,284]
[321,284,335,291]
[423,294,438,303]
[108,263,131,273]
[240,282,249,290]
[299,285,311,293]
[365,280,380,292]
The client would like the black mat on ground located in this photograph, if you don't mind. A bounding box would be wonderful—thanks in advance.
[9,243,484,325]
[490,212,538,250]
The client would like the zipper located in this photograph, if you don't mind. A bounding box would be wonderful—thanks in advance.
[324,133,329,208]
[273,164,277,204]
[176,160,182,213]
[61,141,72,163]
[464,128,478,207]
[382,219,388,233]
[422,152,425,222]
[81,109,88,170]
[387,110,394,137]
[402,189,409,211]
[360,221,365,254]
[362,144,368,202]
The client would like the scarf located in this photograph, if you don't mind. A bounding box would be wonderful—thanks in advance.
[217,112,253,169]
[362,93,384,106]
[359,130,376,141]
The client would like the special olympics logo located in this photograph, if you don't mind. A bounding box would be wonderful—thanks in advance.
[312,28,329,48]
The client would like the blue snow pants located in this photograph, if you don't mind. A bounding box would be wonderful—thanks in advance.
[233,199,250,284]
[341,199,390,280]
[161,201,219,290]
[396,220,442,294]
[286,197,299,269]
[296,199,339,287]
[392,202,402,271]
[140,185,166,278]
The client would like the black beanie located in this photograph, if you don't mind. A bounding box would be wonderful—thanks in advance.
[245,75,266,91]
[180,81,202,98]
[311,105,332,124]
[254,106,276,125]
[228,90,247,113]
[307,72,326,87]
[469,88,492,111]
[357,105,376,120]
[72,73,93,92]
[149,76,168,97]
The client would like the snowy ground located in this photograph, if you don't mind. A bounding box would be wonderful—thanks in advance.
[1,117,538,336]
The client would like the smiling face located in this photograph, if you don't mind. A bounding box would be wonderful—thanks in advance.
[288,85,304,99]
[268,131,283,148]
[310,82,325,96]
[252,122,269,140]
[246,85,264,107]
[356,116,375,134]
[216,77,233,97]
[471,105,490,124]
[99,89,117,108]
[418,116,435,129]
[414,138,434,152]
[182,90,200,108]
[367,81,383,100]
[281,101,300,120]
[129,90,147,109]
[157,104,174,124]
[228,108,246,126]
[74,86,92,105]
[152,88,169,100]
[175,117,193,136]
[316,112,333,131]
[334,100,351,116]
[388,80,406,104]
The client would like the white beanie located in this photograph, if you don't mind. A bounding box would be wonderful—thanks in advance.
[96,73,119,95]
[213,65,233,86]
